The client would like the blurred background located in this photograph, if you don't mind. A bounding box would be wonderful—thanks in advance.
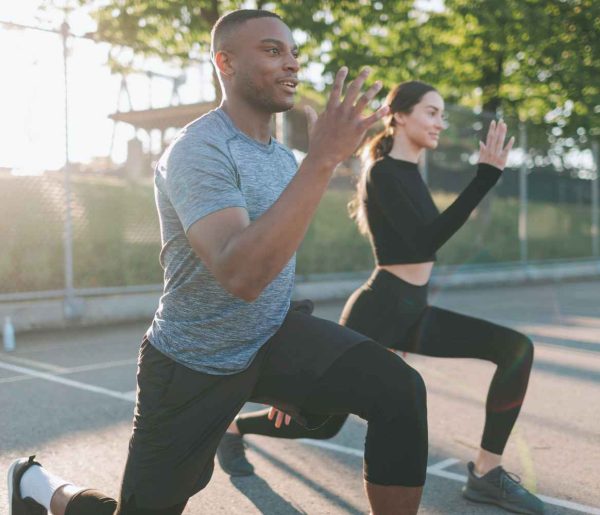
[1,0,598,317]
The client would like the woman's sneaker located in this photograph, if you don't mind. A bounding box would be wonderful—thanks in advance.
[216,433,255,477]
[7,456,47,515]
[462,461,544,514]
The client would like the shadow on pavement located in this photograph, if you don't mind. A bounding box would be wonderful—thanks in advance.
[248,441,363,514]
[230,474,307,514]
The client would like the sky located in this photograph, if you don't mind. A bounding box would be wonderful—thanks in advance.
[0,0,213,172]
[0,0,449,173]
[1,0,592,175]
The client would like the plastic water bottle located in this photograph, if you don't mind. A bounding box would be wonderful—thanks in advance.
[3,316,15,352]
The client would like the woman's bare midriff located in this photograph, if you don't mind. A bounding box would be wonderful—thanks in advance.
[378,262,434,286]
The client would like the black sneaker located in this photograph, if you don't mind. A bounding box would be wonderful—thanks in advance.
[216,432,255,477]
[463,461,544,514]
[7,456,47,515]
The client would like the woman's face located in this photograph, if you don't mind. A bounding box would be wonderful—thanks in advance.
[394,91,446,150]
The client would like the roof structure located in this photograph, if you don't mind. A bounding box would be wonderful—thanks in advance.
[108,101,217,132]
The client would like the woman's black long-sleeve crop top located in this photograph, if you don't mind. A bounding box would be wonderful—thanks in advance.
[364,155,502,265]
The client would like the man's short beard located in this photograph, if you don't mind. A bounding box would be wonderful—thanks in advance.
[238,72,294,113]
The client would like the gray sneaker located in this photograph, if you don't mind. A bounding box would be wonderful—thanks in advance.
[462,461,544,514]
[216,432,255,477]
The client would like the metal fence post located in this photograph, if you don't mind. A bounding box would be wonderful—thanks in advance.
[275,112,287,146]
[61,20,79,319]
[420,150,429,185]
[592,140,599,258]
[518,122,528,264]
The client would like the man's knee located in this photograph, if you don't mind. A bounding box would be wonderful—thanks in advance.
[388,365,427,424]
[364,359,428,486]
[368,353,427,427]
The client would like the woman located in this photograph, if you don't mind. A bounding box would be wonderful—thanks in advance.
[218,81,543,515]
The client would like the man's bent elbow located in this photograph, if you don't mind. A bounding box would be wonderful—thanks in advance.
[225,276,263,303]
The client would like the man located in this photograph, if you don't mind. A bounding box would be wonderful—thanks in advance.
[9,10,428,515]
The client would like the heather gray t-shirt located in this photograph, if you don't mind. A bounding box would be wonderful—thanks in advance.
[147,108,298,374]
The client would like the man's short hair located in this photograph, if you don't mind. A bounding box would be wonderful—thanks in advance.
[210,9,282,58]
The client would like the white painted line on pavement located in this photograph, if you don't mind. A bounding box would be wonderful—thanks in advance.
[63,359,137,374]
[298,439,600,515]
[298,439,363,458]
[0,375,32,385]
[3,359,599,515]
[426,457,461,472]
[0,361,134,402]
[0,358,137,385]
[0,354,68,373]
[122,390,137,401]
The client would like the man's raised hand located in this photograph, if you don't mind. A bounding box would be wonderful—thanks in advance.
[305,67,389,170]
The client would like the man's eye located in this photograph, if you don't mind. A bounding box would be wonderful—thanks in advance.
[268,48,280,55]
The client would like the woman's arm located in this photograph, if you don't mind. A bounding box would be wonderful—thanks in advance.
[370,120,514,256]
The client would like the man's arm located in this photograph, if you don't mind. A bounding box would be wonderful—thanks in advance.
[187,67,388,301]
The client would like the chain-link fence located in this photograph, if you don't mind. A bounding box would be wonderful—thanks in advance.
[297,105,599,277]
[2,22,599,300]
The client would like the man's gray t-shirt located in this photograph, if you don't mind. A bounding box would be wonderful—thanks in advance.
[147,108,298,375]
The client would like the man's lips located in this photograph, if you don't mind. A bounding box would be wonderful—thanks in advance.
[278,78,298,93]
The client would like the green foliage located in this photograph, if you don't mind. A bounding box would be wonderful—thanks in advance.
[77,0,598,145]
[0,177,65,293]
[69,177,162,288]
[296,189,374,275]
[1,174,595,294]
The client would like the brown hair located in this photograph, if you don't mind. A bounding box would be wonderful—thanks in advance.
[349,81,438,236]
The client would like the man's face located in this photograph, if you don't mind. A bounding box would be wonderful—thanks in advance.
[225,17,300,113]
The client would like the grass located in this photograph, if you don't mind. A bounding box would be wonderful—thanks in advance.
[0,174,595,295]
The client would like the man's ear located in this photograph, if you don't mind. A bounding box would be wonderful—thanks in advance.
[215,50,234,77]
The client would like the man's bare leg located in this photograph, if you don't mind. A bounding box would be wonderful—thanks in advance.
[366,481,423,515]
[50,484,82,515]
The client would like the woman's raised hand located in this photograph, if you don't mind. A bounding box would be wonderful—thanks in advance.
[478,120,515,171]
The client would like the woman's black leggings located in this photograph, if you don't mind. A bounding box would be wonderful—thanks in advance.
[238,269,534,456]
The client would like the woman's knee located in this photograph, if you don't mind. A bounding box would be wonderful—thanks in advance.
[310,415,346,439]
[505,332,535,370]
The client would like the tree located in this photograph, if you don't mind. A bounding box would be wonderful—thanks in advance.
[78,0,599,140]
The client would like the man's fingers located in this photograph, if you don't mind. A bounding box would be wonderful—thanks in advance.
[326,67,348,109]
[341,67,371,110]
[268,407,276,420]
[360,105,390,130]
[285,414,291,426]
[353,80,383,114]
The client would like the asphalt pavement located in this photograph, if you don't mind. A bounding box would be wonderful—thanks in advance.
[1,279,599,514]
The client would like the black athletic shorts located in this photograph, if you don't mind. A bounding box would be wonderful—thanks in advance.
[119,303,369,509]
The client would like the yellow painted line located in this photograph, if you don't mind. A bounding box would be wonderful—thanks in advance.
[514,428,538,493]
